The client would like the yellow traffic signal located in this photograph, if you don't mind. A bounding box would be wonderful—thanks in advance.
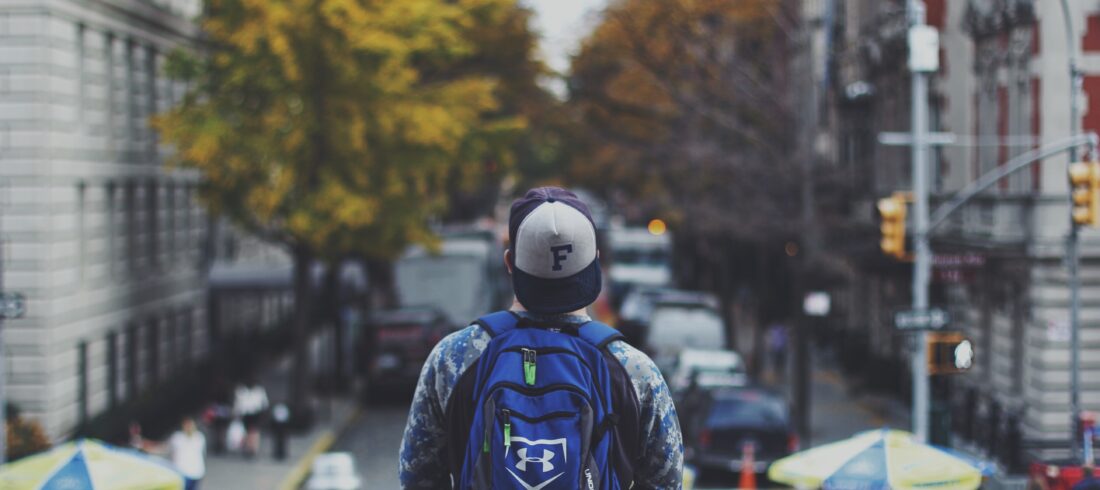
[877,192,908,259]
[1069,161,1100,227]
[927,332,973,375]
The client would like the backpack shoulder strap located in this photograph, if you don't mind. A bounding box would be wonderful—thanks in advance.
[473,310,520,338]
[577,321,625,349]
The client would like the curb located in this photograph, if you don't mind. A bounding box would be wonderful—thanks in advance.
[277,406,364,490]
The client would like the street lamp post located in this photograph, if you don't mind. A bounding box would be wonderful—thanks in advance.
[1059,0,1085,463]
[907,0,933,442]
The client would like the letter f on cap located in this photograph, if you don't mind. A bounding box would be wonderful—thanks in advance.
[550,244,573,271]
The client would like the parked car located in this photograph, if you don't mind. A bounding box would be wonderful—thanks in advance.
[667,348,748,396]
[616,286,672,346]
[306,452,362,490]
[682,387,797,479]
[360,307,451,391]
[645,295,726,374]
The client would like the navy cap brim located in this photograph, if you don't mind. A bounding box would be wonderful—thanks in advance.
[513,259,602,315]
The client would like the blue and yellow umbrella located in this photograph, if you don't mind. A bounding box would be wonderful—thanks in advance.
[768,429,985,490]
[0,439,185,490]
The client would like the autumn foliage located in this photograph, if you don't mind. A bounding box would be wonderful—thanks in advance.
[154,0,536,260]
[569,0,802,239]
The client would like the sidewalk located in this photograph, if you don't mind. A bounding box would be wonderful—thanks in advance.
[762,346,909,447]
[202,356,359,490]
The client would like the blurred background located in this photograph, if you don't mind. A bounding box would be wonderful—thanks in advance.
[0,0,1099,488]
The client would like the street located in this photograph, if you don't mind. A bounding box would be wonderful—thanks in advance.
[333,397,408,489]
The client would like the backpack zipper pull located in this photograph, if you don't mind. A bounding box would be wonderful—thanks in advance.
[502,409,512,447]
[522,348,537,386]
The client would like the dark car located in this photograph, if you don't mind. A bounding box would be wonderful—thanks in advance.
[682,387,797,479]
[361,307,452,391]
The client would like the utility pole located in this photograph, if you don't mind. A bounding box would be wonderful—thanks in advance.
[1060,0,1084,462]
[907,0,935,442]
[792,0,822,450]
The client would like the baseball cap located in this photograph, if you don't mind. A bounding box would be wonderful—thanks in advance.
[508,187,602,315]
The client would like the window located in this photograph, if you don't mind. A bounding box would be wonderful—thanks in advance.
[76,24,86,128]
[147,181,158,268]
[146,45,158,160]
[147,318,159,385]
[183,186,193,263]
[166,183,175,263]
[1012,287,1027,394]
[105,32,115,153]
[77,342,89,425]
[77,182,87,281]
[107,331,119,408]
[125,40,136,156]
[165,313,175,375]
[106,183,117,276]
[127,324,139,398]
[181,309,192,366]
[125,182,136,273]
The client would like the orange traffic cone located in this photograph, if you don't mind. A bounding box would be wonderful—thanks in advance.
[739,441,757,489]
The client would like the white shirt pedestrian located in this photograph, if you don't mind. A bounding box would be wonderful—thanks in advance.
[169,429,206,480]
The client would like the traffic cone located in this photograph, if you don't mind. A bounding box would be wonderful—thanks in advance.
[739,441,757,489]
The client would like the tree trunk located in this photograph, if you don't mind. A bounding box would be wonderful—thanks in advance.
[290,246,313,422]
[323,260,346,390]
[365,259,397,310]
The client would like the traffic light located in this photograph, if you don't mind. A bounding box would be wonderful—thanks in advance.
[927,332,973,375]
[1069,161,1100,226]
[877,192,908,259]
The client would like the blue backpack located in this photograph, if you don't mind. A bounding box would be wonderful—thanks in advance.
[454,311,637,490]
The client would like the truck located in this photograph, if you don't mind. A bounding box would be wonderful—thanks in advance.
[607,225,673,305]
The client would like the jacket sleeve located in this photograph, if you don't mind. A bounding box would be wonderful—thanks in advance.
[610,342,684,490]
[399,343,451,488]
[635,376,684,489]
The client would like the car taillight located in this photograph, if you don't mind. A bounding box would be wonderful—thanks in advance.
[788,433,800,452]
[698,429,712,449]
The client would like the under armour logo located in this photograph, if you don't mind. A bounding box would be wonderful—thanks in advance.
[506,437,568,490]
[550,244,573,271]
[516,448,556,472]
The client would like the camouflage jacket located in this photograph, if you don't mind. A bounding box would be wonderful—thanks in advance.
[398,311,684,489]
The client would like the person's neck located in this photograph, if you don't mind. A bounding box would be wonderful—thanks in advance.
[510,299,588,317]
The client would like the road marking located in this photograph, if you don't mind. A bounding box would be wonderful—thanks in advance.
[278,407,363,490]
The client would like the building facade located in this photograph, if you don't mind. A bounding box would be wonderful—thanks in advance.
[0,0,208,439]
[824,0,1100,464]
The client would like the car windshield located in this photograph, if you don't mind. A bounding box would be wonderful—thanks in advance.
[649,307,725,350]
[615,249,669,266]
[707,394,788,428]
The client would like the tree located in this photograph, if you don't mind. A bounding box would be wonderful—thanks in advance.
[154,0,529,410]
[568,0,811,354]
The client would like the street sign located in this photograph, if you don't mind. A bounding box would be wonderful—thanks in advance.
[895,308,950,331]
[0,293,25,319]
[877,132,956,146]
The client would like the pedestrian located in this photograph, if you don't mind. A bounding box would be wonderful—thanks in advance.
[140,416,206,489]
[206,376,233,455]
[399,187,683,489]
[233,376,268,457]
[270,402,291,461]
[766,321,788,376]
[127,421,144,452]
[168,417,207,490]
[1074,466,1100,490]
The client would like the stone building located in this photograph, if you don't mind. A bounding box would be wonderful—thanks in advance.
[0,0,290,439]
[822,0,1100,464]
